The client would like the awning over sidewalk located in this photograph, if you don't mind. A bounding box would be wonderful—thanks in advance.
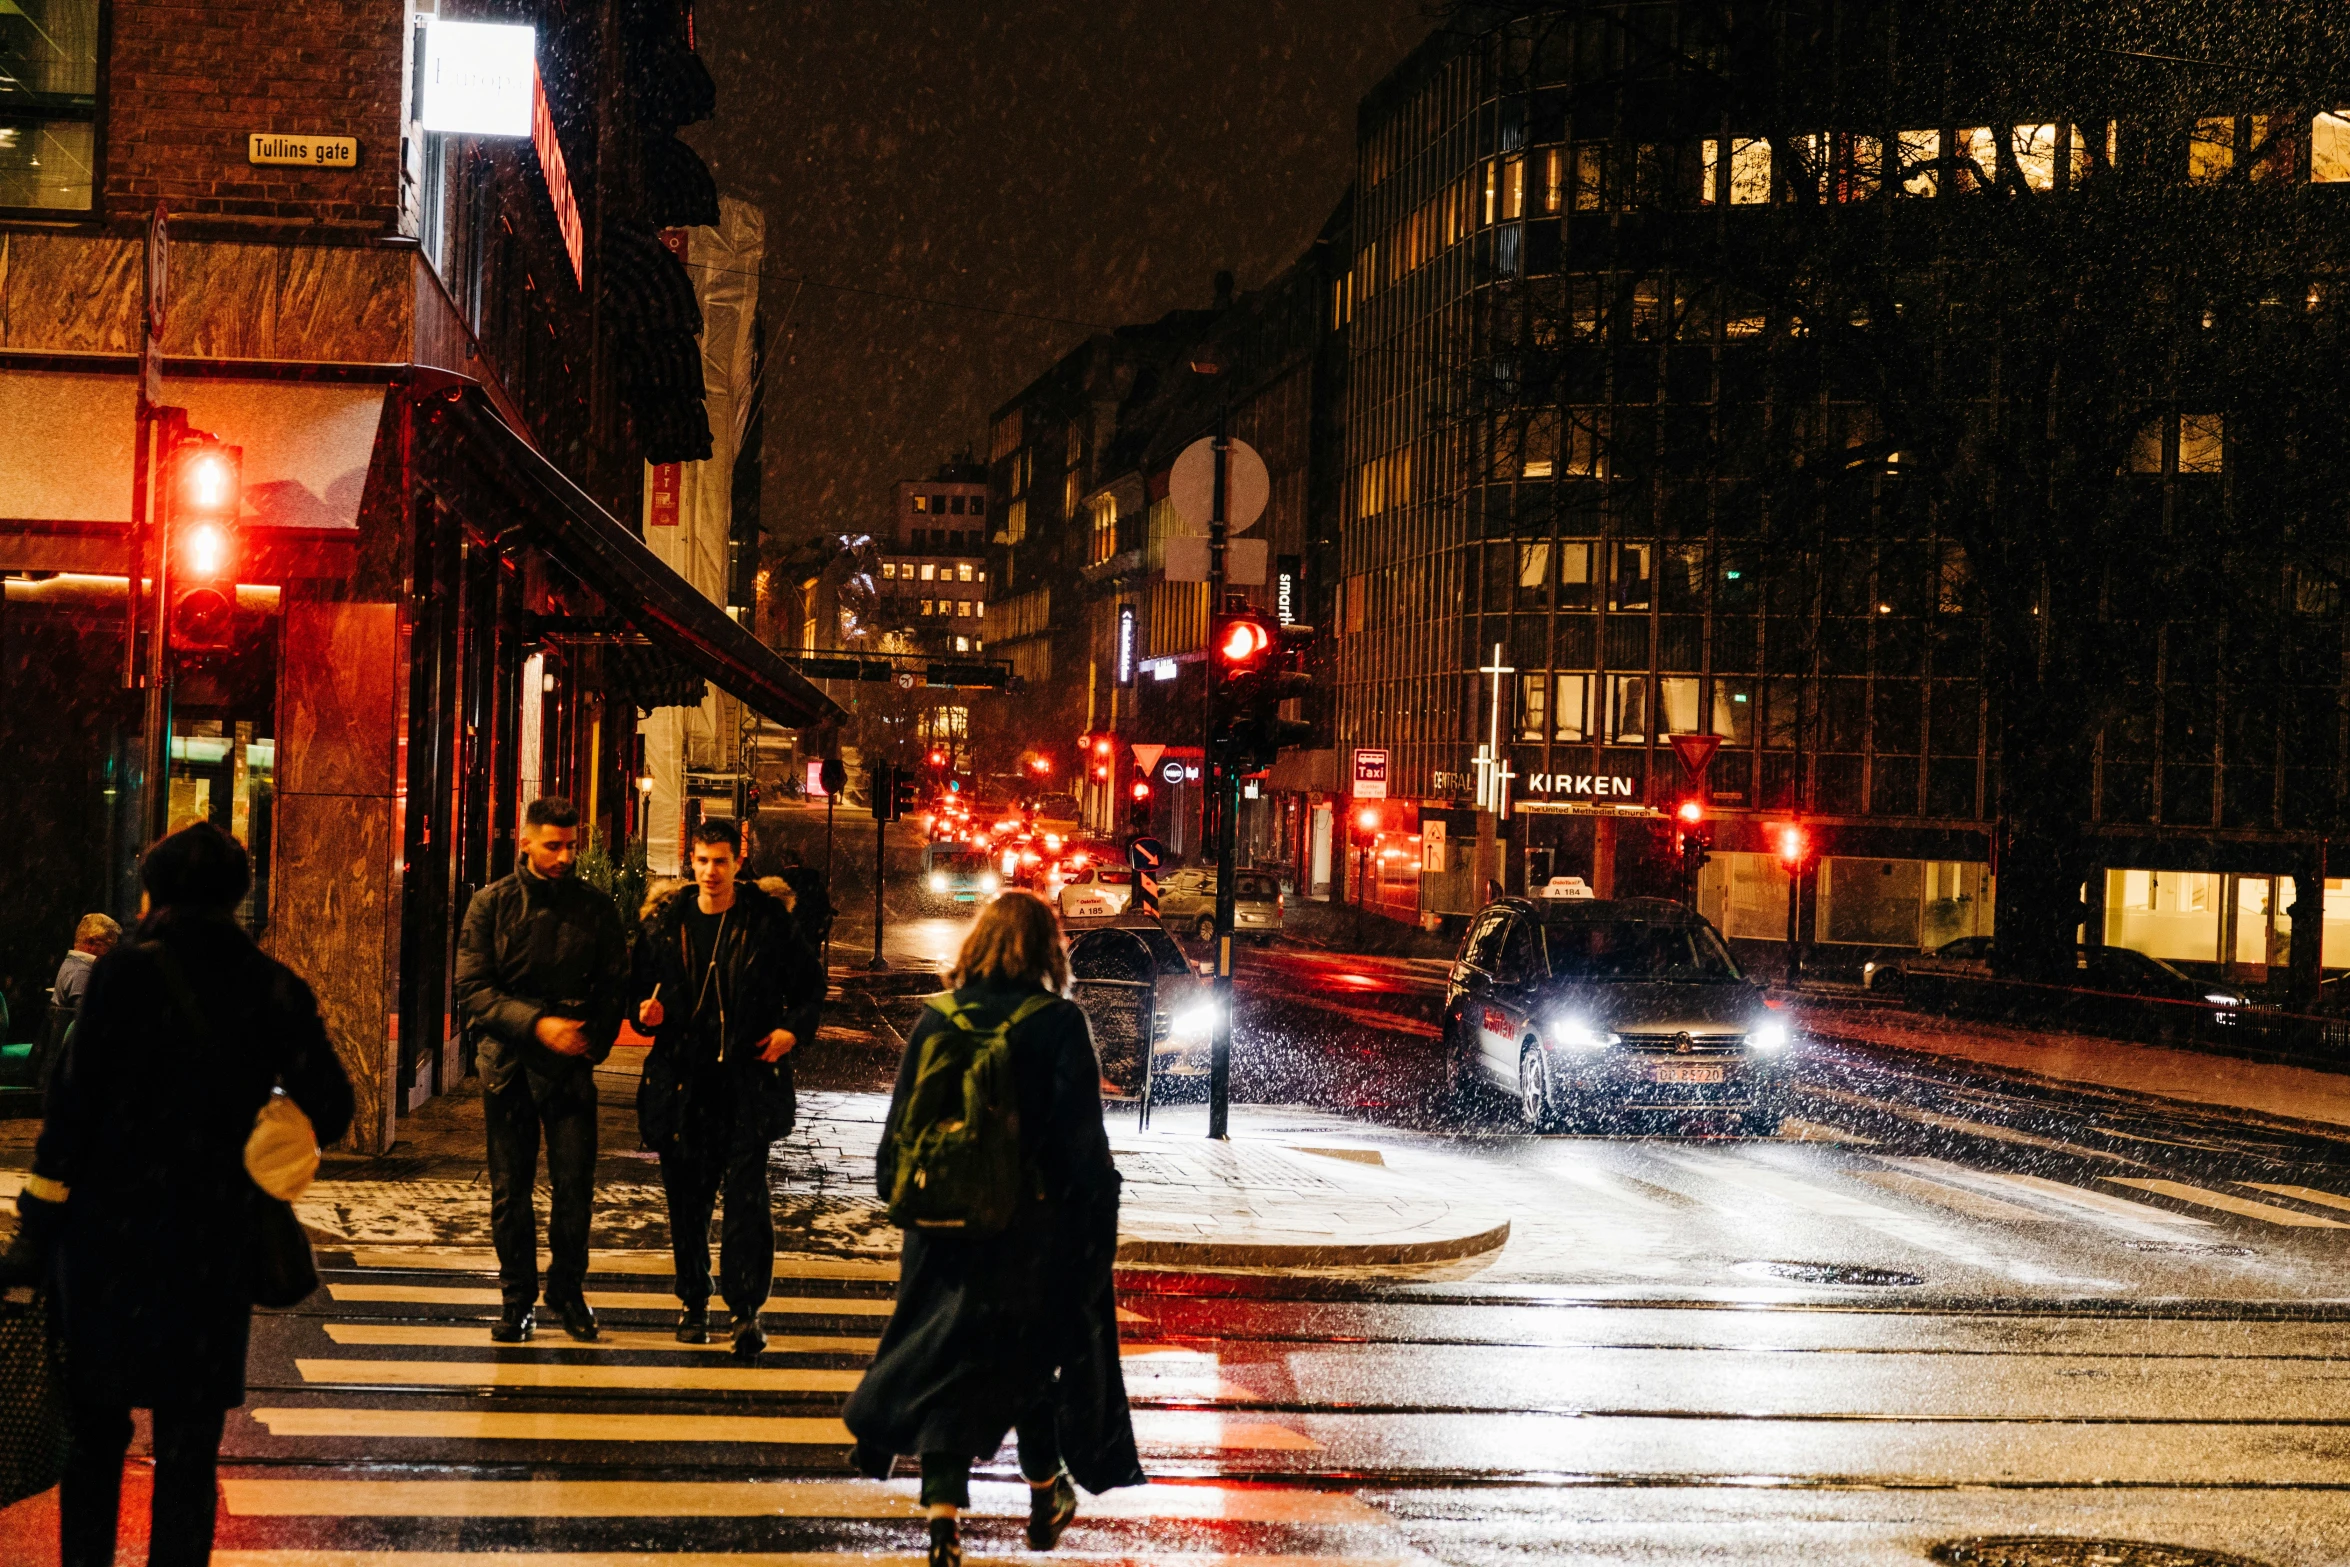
[420,382,842,729]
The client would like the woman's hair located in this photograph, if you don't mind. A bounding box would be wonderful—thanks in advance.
[640,877,687,922]
[141,822,251,911]
[950,890,1069,996]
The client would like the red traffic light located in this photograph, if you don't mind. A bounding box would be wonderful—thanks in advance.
[1774,825,1809,867]
[1355,806,1380,834]
[1675,798,1705,827]
[172,441,240,519]
[180,520,233,583]
[1217,617,1271,665]
[1091,736,1113,757]
[1130,780,1152,801]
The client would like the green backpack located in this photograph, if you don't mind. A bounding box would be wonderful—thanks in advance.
[885,991,1055,1234]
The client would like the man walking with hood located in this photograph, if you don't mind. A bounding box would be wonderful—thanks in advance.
[633,816,825,1359]
[455,796,631,1343]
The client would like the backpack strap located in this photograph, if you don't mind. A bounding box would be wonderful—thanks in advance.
[922,990,1058,1031]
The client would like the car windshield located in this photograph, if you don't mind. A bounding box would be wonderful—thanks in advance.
[1094,865,1133,884]
[940,851,990,874]
[1542,920,1743,983]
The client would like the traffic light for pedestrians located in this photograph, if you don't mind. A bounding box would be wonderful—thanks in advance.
[869,763,896,823]
[1774,823,1809,870]
[166,435,242,651]
[1128,775,1152,830]
[892,769,921,819]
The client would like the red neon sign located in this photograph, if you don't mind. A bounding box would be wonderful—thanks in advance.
[531,66,584,287]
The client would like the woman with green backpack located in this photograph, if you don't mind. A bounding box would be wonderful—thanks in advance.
[845,889,1143,1566]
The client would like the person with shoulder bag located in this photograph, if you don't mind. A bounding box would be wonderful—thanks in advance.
[632,817,824,1359]
[843,890,1142,1567]
[0,823,353,1567]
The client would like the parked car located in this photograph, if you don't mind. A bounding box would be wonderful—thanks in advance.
[1067,922,1218,1095]
[1155,866,1284,943]
[1863,935,1994,994]
[1443,896,1793,1134]
[1868,938,2252,1012]
[1058,862,1135,921]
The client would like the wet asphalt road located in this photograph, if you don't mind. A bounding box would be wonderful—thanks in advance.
[36,920,2350,1564]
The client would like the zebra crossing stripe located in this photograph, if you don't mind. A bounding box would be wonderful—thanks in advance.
[246,1409,853,1444]
[319,1324,880,1354]
[216,1476,1386,1524]
[292,1358,865,1392]
[211,1555,1411,1566]
[2239,1182,2350,1213]
[343,1249,900,1282]
[2105,1178,2350,1228]
[243,1409,1319,1451]
[324,1284,896,1315]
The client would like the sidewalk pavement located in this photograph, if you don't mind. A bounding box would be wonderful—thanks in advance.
[1795,997,2350,1135]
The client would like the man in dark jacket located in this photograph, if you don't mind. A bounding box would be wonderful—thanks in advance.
[454,796,630,1343]
[633,816,824,1359]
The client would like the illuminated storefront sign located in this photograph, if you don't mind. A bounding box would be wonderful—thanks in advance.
[419,20,536,136]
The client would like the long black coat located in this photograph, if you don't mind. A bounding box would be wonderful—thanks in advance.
[630,881,824,1153]
[842,985,1143,1494]
[31,909,354,1410]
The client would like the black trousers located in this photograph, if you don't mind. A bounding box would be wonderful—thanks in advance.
[483,1066,599,1308]
[60,1401,227,1567]
[919,1404,1061,1509]
[660,1084,774,1317]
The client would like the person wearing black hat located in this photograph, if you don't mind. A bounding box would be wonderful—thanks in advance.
[5,822,354,1567]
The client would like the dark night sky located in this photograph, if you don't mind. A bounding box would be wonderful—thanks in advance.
[687,0,1433,546]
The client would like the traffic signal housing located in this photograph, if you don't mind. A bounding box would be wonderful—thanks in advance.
[1210,612,1314,775]
[166,435,242,651]
[892,768,921,819]
[1673,798,1710,905]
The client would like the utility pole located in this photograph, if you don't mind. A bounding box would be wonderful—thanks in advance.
[820,755,846,964]
[140,406,189,845]
[1206,410,1237,1141]
[868,762,892,972]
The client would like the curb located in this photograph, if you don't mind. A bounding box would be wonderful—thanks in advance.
[1114,1216,1511,1270]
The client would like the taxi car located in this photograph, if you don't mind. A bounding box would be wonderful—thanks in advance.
[1443,896,1792,1134]
[1057,862,1135,921]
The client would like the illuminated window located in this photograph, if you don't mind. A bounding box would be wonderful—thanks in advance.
[912,495,929,513]
[955,636,970,652]
[920,599,934,616]
[1542,146,1565,212]
[2014,124,2059,192]
[1712,683,1754,744]
[919,563,936,582]
[1005,499,1026,542]
[1503,153,1525,219]
[1728,138,1772,204]
[1554,674,1591,741]
[1516,542,1550,594]
[1515,674,1548,741]
[1660,677,1702,735]
[1608,674,1650,744]
[882,562,898,579]
[2189,117,2235,183]
[1572,143,1609,210]
[2315,112,2350,182]
[1956,127,1997,192]
[958,599,975,617]
[1897,129,1941,196]
[0,0,99,215]
[2127,417,2164,474]
[2178,413,2225,474]
[957,562,974,582]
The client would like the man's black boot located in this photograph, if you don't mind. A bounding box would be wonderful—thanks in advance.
[731,1311,767,1362]
[927,1515,961,1567]
[490,1304,535,1343]
[1027,1471,1077,1551]
[550,1292,599,1342]
[676,1304,710,1344]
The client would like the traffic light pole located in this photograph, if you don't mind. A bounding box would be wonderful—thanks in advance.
[139,408,187,846]
[869,763,890,972]
[1206,412,1236,1141]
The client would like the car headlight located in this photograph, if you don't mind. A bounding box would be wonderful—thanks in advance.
[1747,1020,1792,1053]
[979,872,1000,893]
[1169,1002,1220,1040]
[927,872,947,892]
[1546,1016,1617,1052]
[2204,992,2239,1006]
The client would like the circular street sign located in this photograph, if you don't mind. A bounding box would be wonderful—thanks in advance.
[1168,436,1270,534]
[1159,760,1187,785]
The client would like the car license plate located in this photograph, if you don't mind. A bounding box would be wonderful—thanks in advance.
[1650,1064,1725,1084]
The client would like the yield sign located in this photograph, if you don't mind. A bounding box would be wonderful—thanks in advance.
[1130,743,1167,773]
[1669,733,1722,780]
